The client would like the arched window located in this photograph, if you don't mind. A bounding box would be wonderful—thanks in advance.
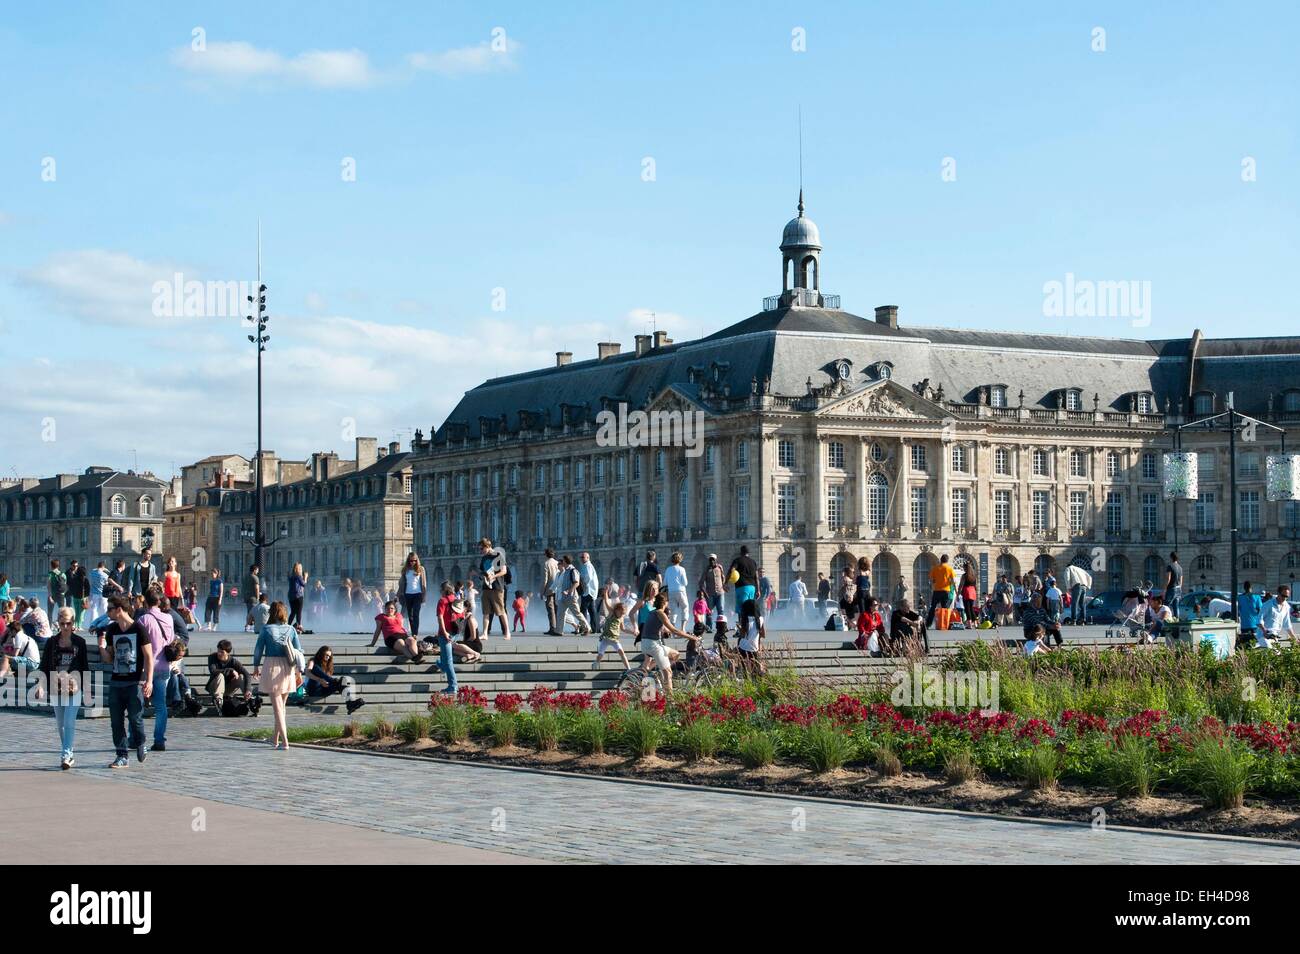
[1064,389,1083,411]
[24,499,34,519]
[1193,392,1214,416]
[51,497,62,519]
[990,385,1007,408]
[871,552,895,598]
[913,553,936,603]
[1107,554,1128,590]
[139,496,153,517]
[866,474,889,529]
[38,498,48,519]
[1034,554,1055,578]
[78,494,88,516]
[1195,554,1214,572]
[1032,449,1050,477]
[996,554,1019,580]
[1241,552,1259,571]
[1143,554,1163,586]
[111,495,126,517]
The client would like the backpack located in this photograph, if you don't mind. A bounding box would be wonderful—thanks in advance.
[50,571,67,596]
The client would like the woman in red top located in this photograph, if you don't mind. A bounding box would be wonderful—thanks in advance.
[960,567,979,626]
[854,597,887,655]
[163,557,183,606]
[369,600,422,662]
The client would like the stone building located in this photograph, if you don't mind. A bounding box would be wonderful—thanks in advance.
[0,468,170,587]
[408,195,1300,602]
[178,454,251,506]
[214,439,414,599]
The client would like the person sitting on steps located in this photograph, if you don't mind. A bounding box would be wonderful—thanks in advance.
[304,645,366,714]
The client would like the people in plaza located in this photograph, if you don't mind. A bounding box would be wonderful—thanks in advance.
[136,588,177,752]
[662,551,690,629]
[163,556,184,612]
[88,560,111,624]
[593,600,633,672]
[636,549,661,592]
[252,601,306,749]
[1192,595,1232,620]
[335,577,353,619]
[128,547,161,597]
[1064,562,1092,626]
[788,573,808,620]
[287,562,309,629]
[204,568,224,630]
[890,597,927,652]
[242,563,262,632]
[692,590,709,634]
[759,568,774,615]
[959,565,980,627]
[98,596,154,767]
[38,608,88,768]
[305,646,366,714]
[47,558,69,618]
[992,575,1014,626]
[370,600,423,662]
[399,551,428,638]
[556,554,591,635]
[478,538,510,637]
[1137,593,1175,645]
[106,559,128,600]
[207,639,259,715]
[434,582,464,695]
[20,598,53,645]
[512,590,528,633]
[163,638,203,717]
[250,592,272,632]
[1020,592,1063,647]
[854,595,887,655]
[1237,581,1263,644]
[310,578,328,623]
[1163,551,1183,607]
[925,554,956,628]
[0,619,43,690]
[640,591,685,693]
[1023,623,1049,657]
[0,573,9,605]
[542,548,561,635]
[1255,585,1294,649]
[698,554,725,623]
[728,545,759,616]
[1044,577,1063,624]
[577,551,601,632]
[67,560,89,628]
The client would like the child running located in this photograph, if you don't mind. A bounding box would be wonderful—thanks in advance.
[511,590,528,633]
[592,600,633,672]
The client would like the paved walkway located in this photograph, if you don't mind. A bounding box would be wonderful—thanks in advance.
[2,711,1294,864]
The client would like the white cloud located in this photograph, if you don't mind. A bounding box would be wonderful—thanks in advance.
[304,291,328,312]
[18,249,199,327]
[170,41,377,88]
[170,38,520,89]
[408,39,521,76]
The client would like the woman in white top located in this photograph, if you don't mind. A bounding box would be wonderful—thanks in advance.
[399,552,428,638]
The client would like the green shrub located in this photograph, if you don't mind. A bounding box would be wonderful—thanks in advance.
[366,717,395,740]
[681,718,719,762]
[1185,738,1252,810]
[1106,735,1159,798]
[531,707,560,751]
[873,742,902,777]
[570,711,607,755]
[1020,744,1062,791]
[489,711,519,748]
[943,748,978,785]
[803,718,851,773]
[621,707,663,758]
[431,704,469,743]
[341,721,360,739]
[396,714,431,742]
[737,732,775,768]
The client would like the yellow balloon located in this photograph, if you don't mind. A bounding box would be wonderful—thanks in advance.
[727,569,740,585]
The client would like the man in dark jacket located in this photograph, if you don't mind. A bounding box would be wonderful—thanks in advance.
[68,560,90,628]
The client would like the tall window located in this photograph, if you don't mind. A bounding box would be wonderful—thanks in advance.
[909,487,927,529]
[1193,392,1213,416]
[632,453,641,481]
[1106,491,1123,534]
[990,385,1007,408]
[993,489,1011,533]
[615,455,626,482]
[1238,453,1260,479]
[1068,491,1087,534]
[615,497,625,533]
[1106,452,1122,478]
[777,484,797,526]
[653,451,664,478]
[1141,453,1157,481]
[1239,490,1260,533]
[1198,452,1217,479]
[702,486,715,526]
[702,446,713,475]
[736,441,749,471]
[951,445,968,473]
[534,503,544,540]
[1032,450,1050,477]
[139,496,153,517]
[736,485,750,530]
[1194,491,1216,532]
[572,501,583,538]
[910,445,927,473]
[1065,389,1083,411]
[632,495,641,532]
[653,492,664,530]
[778,440,796,468]
[593,499,606,537]
[111,495,125,517]
[827,441,845,469]
[866,474,888,529]
[994,447,1011,475]
[574,461,585,488]
[677,480,689,529]
[827,485,845,530]
[1069,451,1088,478]
[1141,492,1159,537]
[950,488,969,530]
[1032,490,1050,533]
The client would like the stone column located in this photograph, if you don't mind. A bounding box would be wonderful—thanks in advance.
[893,434,909,531]
[810,433,826,538]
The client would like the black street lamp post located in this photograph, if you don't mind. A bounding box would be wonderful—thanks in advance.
[1176,399,1286,622]
[245,228,271,573]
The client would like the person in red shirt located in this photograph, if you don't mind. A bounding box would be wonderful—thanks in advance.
[854,596,887,655]
[368,601,422,662]
[511,591,528,633]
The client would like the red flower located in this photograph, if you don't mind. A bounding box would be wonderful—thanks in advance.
[1016,719,1057,743]
[554,692,594,711]
[527,686,557,711]
[456,686,488,709]
[493,693,524,714]
[599,690,630,713]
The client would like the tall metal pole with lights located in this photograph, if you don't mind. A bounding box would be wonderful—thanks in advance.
[246,223,270,574]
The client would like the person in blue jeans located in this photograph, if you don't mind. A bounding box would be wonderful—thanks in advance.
[39,609,88,769]
[434,583,462,695]
[95,597,155,767]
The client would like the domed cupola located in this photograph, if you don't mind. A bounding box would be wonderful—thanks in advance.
[774,189,832,309]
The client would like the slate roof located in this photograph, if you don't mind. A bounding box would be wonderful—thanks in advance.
[432,305,1300,440]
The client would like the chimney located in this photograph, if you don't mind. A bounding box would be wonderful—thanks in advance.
[388,440,400,456]
[634,334,651,357]
[556,351,572,367]
[597,341,621,360]
[874,305,899,329]
[355,437,378,471]
[377,446,388,459]
[653,330,672,349]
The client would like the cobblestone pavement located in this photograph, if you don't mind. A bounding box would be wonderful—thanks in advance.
[2,711,1296,864]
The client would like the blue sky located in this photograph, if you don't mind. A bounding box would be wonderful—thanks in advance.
[1,1,1296,478]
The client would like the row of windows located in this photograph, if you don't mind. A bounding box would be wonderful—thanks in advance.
[221,475,411,514]
[0,493,154,521]
[420,444,752,503]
